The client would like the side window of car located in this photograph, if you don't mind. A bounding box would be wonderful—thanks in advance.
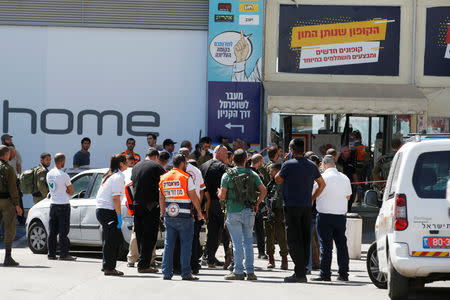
[71,174,93,199]
[386,153,402,199]
[89,174,103,199]
[412,151,450,199]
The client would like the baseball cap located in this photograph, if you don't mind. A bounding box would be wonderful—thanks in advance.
[1,134,12,142]
[163,139,177,147]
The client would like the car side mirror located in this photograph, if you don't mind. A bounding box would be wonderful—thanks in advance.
[365,190,380,208]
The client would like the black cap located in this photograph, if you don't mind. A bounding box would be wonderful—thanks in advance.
[163,139,177,147]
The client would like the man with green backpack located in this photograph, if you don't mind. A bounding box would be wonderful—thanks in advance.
[218,149,266,281]
[20,153,51,204]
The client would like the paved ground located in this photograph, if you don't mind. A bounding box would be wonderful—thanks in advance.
[1,235,450,300]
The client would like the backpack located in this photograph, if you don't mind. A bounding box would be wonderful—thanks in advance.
[226,168,258,208]
[19,166,40,194]
[0,162,10,193]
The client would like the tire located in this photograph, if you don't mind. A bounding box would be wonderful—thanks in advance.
[27,221,48,254]
[366,242,387,289]
[387,255,409,300]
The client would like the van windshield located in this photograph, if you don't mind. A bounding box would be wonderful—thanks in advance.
[412,151,450,199]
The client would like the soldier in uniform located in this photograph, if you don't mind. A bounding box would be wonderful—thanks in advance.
[0,145,23,266]
[372,138,402,194]
[33,152,52,204]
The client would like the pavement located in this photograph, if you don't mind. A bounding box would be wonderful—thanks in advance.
[1,235,450,300]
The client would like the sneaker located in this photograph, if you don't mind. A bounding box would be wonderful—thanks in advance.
[182,274,199,281]
[247,273,258,281]
[207,263,216,268]
[127,262,135,268]
[163,276,172,280]
[284,274,307,283]
[311,276,331,282]
[224,272,245,280]
[3,256,19,267]
[214,258,225,267]
[337,275,349,282]
[58,255,77,261]
[104,269,124,276]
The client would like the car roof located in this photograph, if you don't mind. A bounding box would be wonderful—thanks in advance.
[399,139,450,155]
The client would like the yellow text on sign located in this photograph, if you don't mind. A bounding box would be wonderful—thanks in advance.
[239,4,258,12]
[291,20,388,48]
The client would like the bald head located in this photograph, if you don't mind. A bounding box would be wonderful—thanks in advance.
[178,147,190,159]
[54,153,66,169]
[213,145,228,163]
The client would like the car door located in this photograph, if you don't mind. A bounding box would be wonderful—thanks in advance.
[69,172,95,242]
[79,173,103,243]
[406,149,450,256]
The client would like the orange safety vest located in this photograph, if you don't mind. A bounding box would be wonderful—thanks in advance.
[355,144,366,162]
[125,182,134,216]
[122,150,141,162]
[159,168,192,218]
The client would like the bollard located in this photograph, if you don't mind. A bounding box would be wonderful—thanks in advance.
[345,213,362,260]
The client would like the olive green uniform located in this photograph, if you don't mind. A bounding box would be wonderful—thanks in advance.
[372,153,395,191]
[264,179,288,256]
[33,165,49,204]
[190,152,212,167]
[0,160,20,248]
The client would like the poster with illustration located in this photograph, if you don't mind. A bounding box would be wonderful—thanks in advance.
[278,5,401,76]
[424,7,450,76]
[207,0,264,144]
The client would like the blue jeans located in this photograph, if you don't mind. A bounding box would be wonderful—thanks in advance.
[162,217,194,278]
[226,208,255,275]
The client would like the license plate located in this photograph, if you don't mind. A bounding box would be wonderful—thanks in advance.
[423,236,450,249]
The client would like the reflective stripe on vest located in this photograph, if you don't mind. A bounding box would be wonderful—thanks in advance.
[159,169,192,218]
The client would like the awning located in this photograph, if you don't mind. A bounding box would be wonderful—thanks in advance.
[264,81,427,115]
[422,88,450,117]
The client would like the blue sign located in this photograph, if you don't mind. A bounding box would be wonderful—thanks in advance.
[208,81,261,144]
[207,0,264,144]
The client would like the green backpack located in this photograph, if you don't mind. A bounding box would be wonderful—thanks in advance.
[226,168,258,208]
[0,162,10,193]
[19,166,40,194]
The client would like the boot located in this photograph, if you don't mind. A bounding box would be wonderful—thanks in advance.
[281,255,288,270]
[267,255,275,269]
[223,253,232,270]
[3,247,19,267]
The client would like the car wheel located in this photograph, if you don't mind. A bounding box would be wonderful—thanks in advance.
[27,221,48,254]
[387,255,409,300]
[366,242,387,289]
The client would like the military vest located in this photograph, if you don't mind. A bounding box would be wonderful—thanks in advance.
[0,161,10,194]
[226,168,258,208]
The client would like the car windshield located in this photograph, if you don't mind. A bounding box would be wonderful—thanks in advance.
[412,151,450,199]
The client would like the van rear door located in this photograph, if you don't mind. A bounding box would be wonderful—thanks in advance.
[407,150,450,257]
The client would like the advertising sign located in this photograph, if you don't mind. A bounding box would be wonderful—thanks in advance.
[207,0,263,144]
[424,7,450,76]
[278,5,401,76]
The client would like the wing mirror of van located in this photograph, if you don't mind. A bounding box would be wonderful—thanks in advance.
[365,190,381,208]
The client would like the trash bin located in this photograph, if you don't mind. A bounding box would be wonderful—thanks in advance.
[345,213,362,260]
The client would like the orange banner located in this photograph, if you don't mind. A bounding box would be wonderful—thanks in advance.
[291,20,388,48]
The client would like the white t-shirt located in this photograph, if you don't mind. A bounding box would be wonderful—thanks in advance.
[186,163,205,198]
[96,171,125,210]
[315,168,352,215]
[46,168,72,205]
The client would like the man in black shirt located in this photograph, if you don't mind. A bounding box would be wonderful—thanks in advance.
[337,145,358,212]
[131,148,166,273]
[200,145,229,267]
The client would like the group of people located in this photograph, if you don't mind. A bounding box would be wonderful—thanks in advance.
[0,131,402,284]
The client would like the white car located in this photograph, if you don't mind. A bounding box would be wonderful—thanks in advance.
[365,137,450,299]
[26,168,136,259]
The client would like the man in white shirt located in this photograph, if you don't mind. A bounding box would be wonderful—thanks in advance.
[312,155,352,282]
[178,147,205,274]
[46,153,75,261]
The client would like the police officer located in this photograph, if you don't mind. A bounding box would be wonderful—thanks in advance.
[372,138,402,193]
[0,145,23,266]
[33,152,51,204]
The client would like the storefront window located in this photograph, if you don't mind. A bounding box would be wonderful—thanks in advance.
[427,117,450,133]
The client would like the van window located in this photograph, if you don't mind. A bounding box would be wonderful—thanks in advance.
[386,153,402,198]
[412,151,450,199]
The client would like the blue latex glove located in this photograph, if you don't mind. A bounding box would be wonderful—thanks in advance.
[116,214,122,229]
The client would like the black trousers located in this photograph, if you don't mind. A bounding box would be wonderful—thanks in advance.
[134,204,160,269]
[284,206,312,277]
[316,213,349,279]
[206,211,225,264]
[48,204,70,258]
[96,208,121,270]
[255,212,265,255]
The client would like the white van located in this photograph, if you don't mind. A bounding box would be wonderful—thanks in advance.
[365,137,450,300]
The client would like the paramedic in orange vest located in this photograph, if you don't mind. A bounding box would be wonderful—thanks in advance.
[122,138,141,162]
[159,154,204,281]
